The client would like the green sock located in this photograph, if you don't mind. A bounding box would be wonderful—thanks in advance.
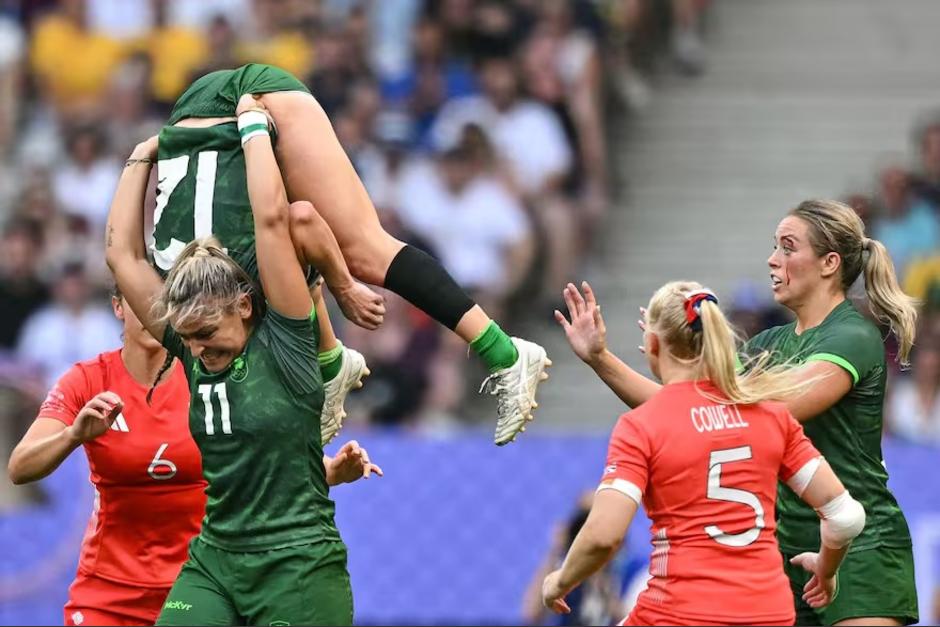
[470,321,518,373]
[318,342,344,382]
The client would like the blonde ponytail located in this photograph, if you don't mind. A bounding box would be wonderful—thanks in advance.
[648,281,822,405]
[863,238,918,365]
[791,200,918,366]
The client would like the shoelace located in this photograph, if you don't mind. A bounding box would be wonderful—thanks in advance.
[479,372,517,424]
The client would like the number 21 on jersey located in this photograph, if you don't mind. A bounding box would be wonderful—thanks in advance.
[153,152,218,270]
[199,382,232,436]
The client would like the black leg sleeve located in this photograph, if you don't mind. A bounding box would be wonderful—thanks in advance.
[383,245,476,331]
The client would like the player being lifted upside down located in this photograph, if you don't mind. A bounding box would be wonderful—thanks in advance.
[153,63,551,445]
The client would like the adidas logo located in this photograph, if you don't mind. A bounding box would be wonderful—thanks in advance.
[110,412,130,432]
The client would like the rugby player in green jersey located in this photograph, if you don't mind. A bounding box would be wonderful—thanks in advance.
[553,200,919,625]
[105,96,382,625]
[156,63,551,446]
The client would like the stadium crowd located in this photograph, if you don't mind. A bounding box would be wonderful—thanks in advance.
[4,0,937,445]
[0,0,712,430]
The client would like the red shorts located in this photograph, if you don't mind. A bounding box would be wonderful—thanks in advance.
[621,605,794,626]
[64,573,170,626]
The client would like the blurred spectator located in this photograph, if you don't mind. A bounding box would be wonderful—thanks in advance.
[15,168,58,225]
[428,0,478,61]
[168,0,250,31]
[522,490,625,626]
[432,53,577,299]
[433,53,572,197]
[190,14,240,79]
[0,10,23,157]
[236,0,313,78]
[903,254,940,306]
[887,337,940,445]
[0,219,49,350]
[15,263,121,388]
[51,123,120,232]
[396,144,534,311]
[598,0,651,110]
[86,0,152,40]
[381,13,477,144]
[670,0,709,75]
[871,166,940,278]
[520,0,608,221]
[911,112,940,208]
[143,0,208,107]
[843,193,876,232]
[30,0,126,114]
[106,54,163,158]
[305,23,359,118]
[342,292,441,427]
[368,0,423,81]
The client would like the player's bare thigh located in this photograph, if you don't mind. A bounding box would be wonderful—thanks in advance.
[257,92,400,258]
[834,618,903,626]
[174,97,401,283]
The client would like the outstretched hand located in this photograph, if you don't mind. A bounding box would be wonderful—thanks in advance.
[554,281,608,365]
[326,440,384,486]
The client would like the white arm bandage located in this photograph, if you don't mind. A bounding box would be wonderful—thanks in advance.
[817,491,866,549]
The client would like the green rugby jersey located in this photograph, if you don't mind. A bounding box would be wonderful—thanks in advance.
[744,299,912,553]
[162,306,340,552]
[152,63,309,277]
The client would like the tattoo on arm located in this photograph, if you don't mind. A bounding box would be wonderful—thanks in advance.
[106,225,114,248]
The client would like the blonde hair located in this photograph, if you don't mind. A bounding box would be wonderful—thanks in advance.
[790,199,918,365]
[153,237,260,331]
[647,281,820,405]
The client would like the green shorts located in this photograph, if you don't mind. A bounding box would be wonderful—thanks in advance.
[783,545,918,626]
[156,537,352,626]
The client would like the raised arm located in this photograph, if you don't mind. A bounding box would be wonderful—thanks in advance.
[9,378,122,485]
[104,137,167,341]
[555,282,661,408]
[238,96,313,319]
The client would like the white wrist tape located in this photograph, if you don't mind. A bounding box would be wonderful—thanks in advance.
[817,491,865,549]
[238,110,270,146]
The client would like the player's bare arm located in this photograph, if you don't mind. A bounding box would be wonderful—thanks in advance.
[542,489,636,614]
[8,392,123,485]
[236,94,385,330]
[555,281,660,408]
[239,95,314,319]
[784,361,853,422]
[788,459,866,609]
[104,137,167,341]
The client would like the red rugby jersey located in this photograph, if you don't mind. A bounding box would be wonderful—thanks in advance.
[600,380,820,625]
[40,349,205,587]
